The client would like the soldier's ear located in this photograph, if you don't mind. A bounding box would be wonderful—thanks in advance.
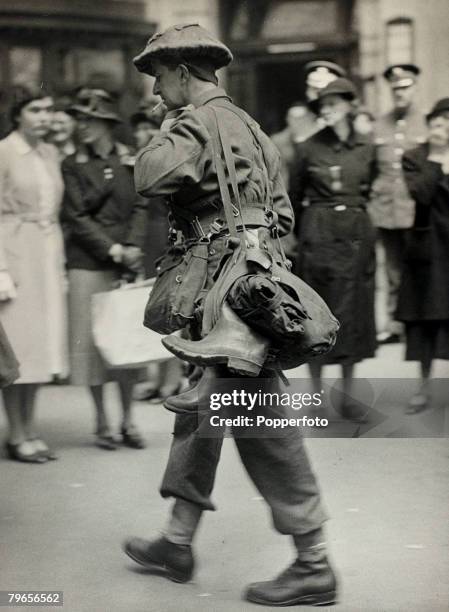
[177,64,190,83]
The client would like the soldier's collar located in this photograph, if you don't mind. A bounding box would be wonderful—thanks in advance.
[193,87,231,108]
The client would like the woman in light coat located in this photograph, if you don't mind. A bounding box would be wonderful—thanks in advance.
[0,85,68,462]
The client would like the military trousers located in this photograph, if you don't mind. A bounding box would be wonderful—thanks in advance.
[160,373,327,536]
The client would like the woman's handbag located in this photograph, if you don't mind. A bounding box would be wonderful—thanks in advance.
[92,278,173,367]
[143,240,209,334]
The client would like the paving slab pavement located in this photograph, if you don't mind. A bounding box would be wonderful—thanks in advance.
[1,344,448,611]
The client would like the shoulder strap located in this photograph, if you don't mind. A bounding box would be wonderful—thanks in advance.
[214,102,274,207]
[200,106,246,250]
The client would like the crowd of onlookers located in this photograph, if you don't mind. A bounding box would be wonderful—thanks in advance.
[273,60,449,421]
[0,58,448,462]
[0,84,185,463]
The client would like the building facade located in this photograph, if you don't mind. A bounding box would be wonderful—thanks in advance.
[143,0,449,132]
[1,0,448,134]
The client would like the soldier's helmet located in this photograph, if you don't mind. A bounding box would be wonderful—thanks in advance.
[133,23,233,76]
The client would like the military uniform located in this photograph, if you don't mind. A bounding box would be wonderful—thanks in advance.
[135,86,326,531]
[125,25,338,607]
[368,65,426,338]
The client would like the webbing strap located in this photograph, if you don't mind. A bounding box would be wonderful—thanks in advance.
[202,106,243,247]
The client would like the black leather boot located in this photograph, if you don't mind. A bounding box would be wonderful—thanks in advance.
[245,557,338,606]
[123,536,194,583]
[162,303,270,377]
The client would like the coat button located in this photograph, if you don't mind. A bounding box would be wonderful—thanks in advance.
[209,248,216,255]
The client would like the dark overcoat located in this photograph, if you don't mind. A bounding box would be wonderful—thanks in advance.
[61,143,148,271]
[291,126,377,364]
[396,144,449,322]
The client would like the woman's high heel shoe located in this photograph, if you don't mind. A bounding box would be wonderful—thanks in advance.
[5,442,48,464]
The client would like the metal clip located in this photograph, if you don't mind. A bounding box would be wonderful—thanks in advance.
[232,204,240,217]
[191,216,206,239]
[209,218,225,234]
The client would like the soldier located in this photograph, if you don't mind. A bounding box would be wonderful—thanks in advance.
[123,24,338,607]
[369,64,426,344]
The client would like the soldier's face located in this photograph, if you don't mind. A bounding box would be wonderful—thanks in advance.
[152,60,186,110]
[391,84,415,109]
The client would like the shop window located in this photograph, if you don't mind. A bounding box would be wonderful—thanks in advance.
[10,47,42,86]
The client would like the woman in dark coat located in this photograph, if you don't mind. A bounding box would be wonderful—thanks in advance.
[62,89,148,450]
[397,98,449,413]
[291,78,377,422]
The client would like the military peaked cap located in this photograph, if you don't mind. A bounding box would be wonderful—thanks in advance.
[383,64,420,88]
[133,23,233,75]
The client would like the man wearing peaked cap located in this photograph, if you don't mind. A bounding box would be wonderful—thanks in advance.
[123,23,339,607]
[368,62,426,345]
[305,60,347,102]
[383,63,420,88]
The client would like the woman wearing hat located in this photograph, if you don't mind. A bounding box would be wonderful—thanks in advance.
[0,84,68,462]
[397,98,449,412]
[62,89,148,450]
[291,77,377,422]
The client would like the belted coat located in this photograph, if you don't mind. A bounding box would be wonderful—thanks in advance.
[0,131,68,382]
[290,126,377,364]
[134,88,294,309]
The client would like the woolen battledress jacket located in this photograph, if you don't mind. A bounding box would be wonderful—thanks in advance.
[134,88,294,307]
[396,144,449,322]
[62,142,148,271]
[290,126,378,364]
